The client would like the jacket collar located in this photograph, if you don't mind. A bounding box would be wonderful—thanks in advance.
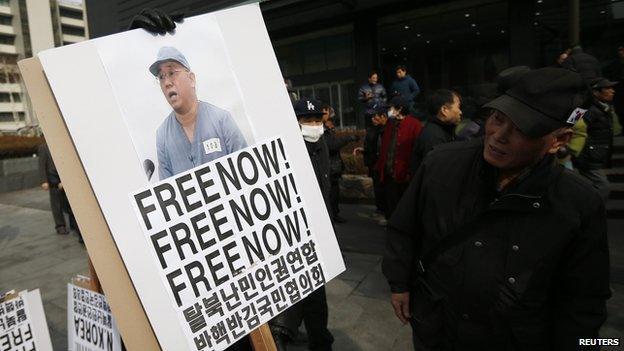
[429,117,456,135]
[487,154,562,213]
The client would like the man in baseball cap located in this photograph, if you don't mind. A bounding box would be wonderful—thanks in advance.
[151,46,247,180]
[573,77,619,200]
[269,98,334,351]
[383,67,610,350]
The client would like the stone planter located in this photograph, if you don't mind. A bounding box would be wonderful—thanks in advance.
[340,174,373,200]
[0,156,40,193]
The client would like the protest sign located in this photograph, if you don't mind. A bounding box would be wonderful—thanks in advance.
[0,290,53,351]
[29,3,345,351]
[131,136,327,349]
[67,283,121,351]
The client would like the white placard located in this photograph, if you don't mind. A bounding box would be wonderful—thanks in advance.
[0,289,53,351]
[38,4,345,351]
[67,284,122,351]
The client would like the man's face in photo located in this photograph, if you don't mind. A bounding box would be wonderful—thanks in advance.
[396,69,406,79]
[158,61,196,113]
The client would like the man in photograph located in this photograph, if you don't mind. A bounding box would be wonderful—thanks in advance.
[150,46,248,180]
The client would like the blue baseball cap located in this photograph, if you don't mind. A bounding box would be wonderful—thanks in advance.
[149,46,191,77]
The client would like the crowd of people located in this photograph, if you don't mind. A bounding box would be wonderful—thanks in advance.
[351,46,623,227]
[276,44,622,350]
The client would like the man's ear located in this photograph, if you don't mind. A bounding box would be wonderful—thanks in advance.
[439,105,449,118]
[189,72,196,88]
[547,128,573,154]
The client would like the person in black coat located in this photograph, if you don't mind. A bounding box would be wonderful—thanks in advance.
[38,141,82,242]
[574,77,618,201]
[362,104,388,215]
[322,104,357,223]
[561,45,602,83]
[410,89,462,173]
[604,45,624,135]
[383,68,610,350]
[270,98,334,351]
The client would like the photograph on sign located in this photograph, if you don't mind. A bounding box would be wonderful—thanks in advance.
[96,14,254,182]
[37,4,345,351]
[0,289,53,351]
[67,283,122,351]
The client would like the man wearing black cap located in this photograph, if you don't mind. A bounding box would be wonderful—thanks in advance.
[573,77,619,201]
[269,98,334,351]
[383,67,610,350]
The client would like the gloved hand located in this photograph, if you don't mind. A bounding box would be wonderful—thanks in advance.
[128,8,184,35]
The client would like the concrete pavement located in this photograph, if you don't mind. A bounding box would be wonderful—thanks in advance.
[0,187,412,350]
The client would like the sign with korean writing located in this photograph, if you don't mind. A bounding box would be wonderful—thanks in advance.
[132,137,326,349]
[0,290,53,351]
[67,284,121,351]
[37,4,345,351]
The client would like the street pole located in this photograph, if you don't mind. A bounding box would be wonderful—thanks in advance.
[569,0,580,45]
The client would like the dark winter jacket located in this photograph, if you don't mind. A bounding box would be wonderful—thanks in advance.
[383,138,610,351]
[358,83,387,115]
[574,100,614,170]
[390,75,420,101]
[324,128,352,178]
[306,136,331,208]
[38,143,61,186]
[410,117,456,173]
[363,125,384,170]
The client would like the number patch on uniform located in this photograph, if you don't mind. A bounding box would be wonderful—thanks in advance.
[203,138,222,154]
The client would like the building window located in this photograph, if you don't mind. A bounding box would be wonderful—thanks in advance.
[0,112,25,122]
[275,33,353,76]
[0,0,9,6]
[0,35,14,45]
[61,25,84,37]
[0,16,11,26]
[0,93,21,102]
[59,7,84,20]
[292,80,355,127]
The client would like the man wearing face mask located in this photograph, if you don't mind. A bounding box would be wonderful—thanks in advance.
[383,68,610,350]
[269,99,334,351]
[374,96,423,219]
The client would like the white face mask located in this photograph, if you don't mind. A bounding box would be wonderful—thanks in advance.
[300,124,324,143]
[387,108,397,118]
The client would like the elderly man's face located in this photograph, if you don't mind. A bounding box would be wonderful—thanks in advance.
[594,87,615,103]
[158,61,196,113]
[483,110,569,172]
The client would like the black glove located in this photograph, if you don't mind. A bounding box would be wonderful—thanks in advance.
[128,8,184,35]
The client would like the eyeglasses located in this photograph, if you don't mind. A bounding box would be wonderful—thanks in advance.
[157,69,186,83]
